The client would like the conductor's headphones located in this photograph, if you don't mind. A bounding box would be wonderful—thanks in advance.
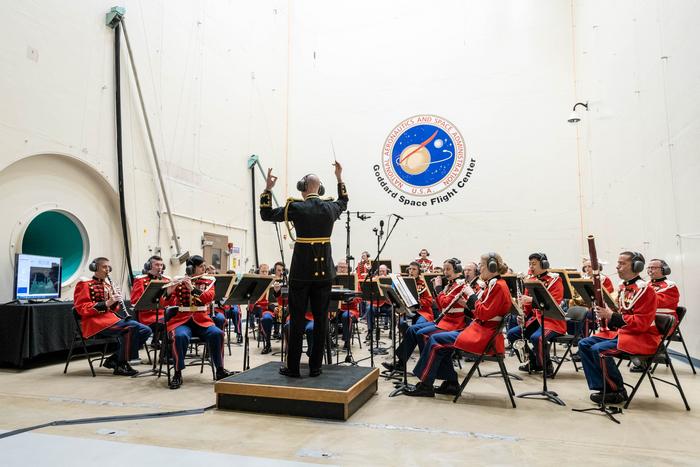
[445,258,463,274]
[654,259,672,276]
[529,252,550,270]
[186,255,205,276]
[627,251,646,274]
[89,257,112,273]
[297,174,325,196]
[486,252,499,274]
[143,255,165,274]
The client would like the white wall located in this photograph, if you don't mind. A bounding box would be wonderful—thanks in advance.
[573,0,700,355]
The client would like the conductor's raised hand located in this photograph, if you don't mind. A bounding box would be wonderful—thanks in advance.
[266,168,278,191]
[332,161,343,182]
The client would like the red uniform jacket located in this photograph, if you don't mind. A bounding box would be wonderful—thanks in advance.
[356,261,372,280]
[131,273,170,325]
[73,277,121,338]
[415,258,433,273]
[435,279,468,332]
[165,276,216,332]
[524,272,565,334]
[602,275,614,294]
[415,277,434,321]
[649,278,680,322]
[454,277,511,355]
[596,278,661,355]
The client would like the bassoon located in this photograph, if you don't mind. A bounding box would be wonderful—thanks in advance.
[587,235,607,330]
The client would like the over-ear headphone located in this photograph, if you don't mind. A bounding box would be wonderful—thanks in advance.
[143,256,165,274]
[658,259,671,276]
[297,174,325,196]
[186,255,204,276]
[445,258,463,273]
[629,252,645,274]
[486,252,499,274]
[89,257,112,273]
[529,252,550,270]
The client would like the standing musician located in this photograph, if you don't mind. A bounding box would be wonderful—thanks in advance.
[336,260,362,349]
[73,257,152,376]
[404,252,511,397]
[578,251,660,404]
[416,249,433,272]
[260,162,348,377]
[356,251,372,279]
[508,253,564,376]
[164,255,232,389]
[382,258,478,373]
[131,255,170,327]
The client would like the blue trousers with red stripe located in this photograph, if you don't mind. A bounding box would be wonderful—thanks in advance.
[225,305,241,334]
[412,331,459,386]
[578,336,623,392]
[396,321,440,364]
[171,319,225,371]
[96,318,152,363]
[340,311,357,343]
[260,311,275,342]
[213,312,226,330]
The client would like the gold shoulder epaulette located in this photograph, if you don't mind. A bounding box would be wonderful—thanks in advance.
[286,197,304,203]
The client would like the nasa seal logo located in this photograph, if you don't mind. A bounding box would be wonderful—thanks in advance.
[374,115,476,206]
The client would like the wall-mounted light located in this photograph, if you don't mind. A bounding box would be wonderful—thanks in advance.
[568,102,589,123]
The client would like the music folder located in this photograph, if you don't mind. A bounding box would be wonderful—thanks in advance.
[423,273,441,297]
[523,280,566,321]
[569,278,619,312]
[212,274,236,303]
[359,279,383,301]
[133,280,168,310]
[380,284,414,317]
[222,274,274,306]
[501,274,521,299]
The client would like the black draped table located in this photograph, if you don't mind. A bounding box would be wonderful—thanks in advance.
[0,301,76,367]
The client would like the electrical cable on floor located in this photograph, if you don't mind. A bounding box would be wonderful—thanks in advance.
[0,405,216,440]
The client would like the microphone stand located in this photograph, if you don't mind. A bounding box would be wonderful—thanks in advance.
[272,221,289,361]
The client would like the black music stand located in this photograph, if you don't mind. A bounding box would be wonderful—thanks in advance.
[379,285,412,389]
[223,274,274,371]
[517,281,566,406]
[399,264,410,275]
[213,274,236,303]
[334,274,358,365]
[358,279,386,365]
[374,259,393,272]
[132,280,168,378]
[423,273,441,297]
[550,270,575,301]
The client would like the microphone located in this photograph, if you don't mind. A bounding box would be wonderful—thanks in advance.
[379,220,384,236]
[393,213,404,220]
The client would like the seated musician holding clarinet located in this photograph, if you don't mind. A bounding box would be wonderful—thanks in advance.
[73,257,152,376]
[404,252,511,397]
[507,252,564,376]
[578,251,660,404]
[382,258,479,373]
[164,255,232,389]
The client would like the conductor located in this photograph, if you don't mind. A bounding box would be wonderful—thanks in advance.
[260,162,348,377]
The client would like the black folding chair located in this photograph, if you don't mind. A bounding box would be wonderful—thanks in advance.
[160,307,216,387]
[550,306,588,378]
[607,314,690,411]
[453,316,516,408]
[63,309,118,377]
[661,307,695,374]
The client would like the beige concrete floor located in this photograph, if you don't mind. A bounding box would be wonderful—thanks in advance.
[1,332,698,466]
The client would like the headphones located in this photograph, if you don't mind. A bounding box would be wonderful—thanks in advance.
[628,251,645,274]
[486,252,499,274]
[89,257,112,273]
[297,174,325,196]
[657,259,672,276]
[445,258,463,274]
[143,256,165,274]
[530,252,550,270]
[186,255,204,276]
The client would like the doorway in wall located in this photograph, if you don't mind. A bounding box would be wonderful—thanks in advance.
[202,232,228,272]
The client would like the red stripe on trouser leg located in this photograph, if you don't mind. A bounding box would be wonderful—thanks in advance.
[170,331,179,370]
[420,343,448,382]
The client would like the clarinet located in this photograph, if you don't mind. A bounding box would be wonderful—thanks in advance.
[107,275,131,319]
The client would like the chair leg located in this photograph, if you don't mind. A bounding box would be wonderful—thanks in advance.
[677,329,697,374]
[63,335,77,374]
[624,362,651,409]
[82,336,97,377]
[453,357,483,403]
[647,370,659,398]
[498,358,516,408]
[551,344,570,379]
[665,351,691,410]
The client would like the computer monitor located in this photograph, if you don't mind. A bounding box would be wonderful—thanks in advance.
[13,253,62,300]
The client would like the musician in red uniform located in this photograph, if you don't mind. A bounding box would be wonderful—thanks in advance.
[335,261,361,349]
[508,253,564,376]
[382,258,478,373]
[356,251,372,279]
[165,255,231,389]
[582,259,614,293]
[405,252,511,397]
[73,257,152,376]
[364,264,393,341]
[131,255,170,326]
[578,252,661,404]
[258,262,281,354]
[416,249,433,273]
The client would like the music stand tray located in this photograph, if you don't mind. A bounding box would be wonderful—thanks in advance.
[334,273,357,291]
[212,274,236,303]
[360,280,384,301]
[223,274,274,306]
[570,278,619,312]
[133,280,168,311]
[423,273,441,297]
[501,274,521,299]
[550,269,575,301]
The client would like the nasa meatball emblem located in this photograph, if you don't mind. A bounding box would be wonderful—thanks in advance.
[374,115,476,206]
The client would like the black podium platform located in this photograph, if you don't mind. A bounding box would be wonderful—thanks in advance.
[215,361,379,420]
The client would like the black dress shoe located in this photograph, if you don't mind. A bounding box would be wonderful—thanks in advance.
[103,354,118,370]
[434,380,461,395]
[113,362,139,376]
[404,381,435,398]
[630,364,645,373]
[309,368,322,377]
[261,344,272,354]
[236,334,243,344]
[382,361,405,373]
[169,371,183,389]
[519,362,540,373]
[279,367,301,378]
[591,390,628,404]
[216,368,233,380]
